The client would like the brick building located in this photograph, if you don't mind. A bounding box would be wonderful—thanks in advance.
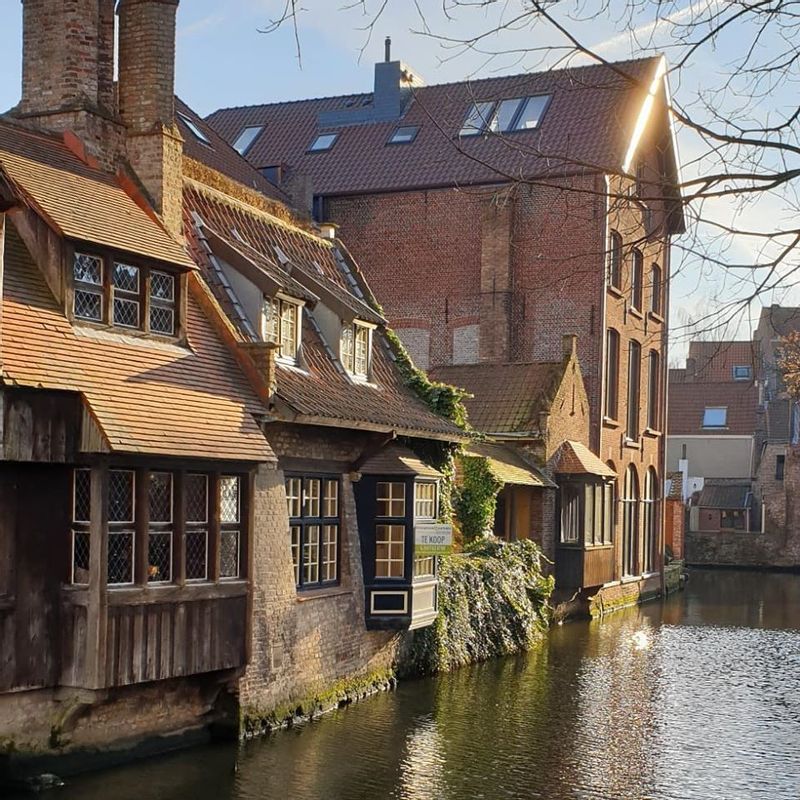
[210,49,685,603]
[0,0,462,771]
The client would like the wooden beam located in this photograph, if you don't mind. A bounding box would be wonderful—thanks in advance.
[85,463,109,690]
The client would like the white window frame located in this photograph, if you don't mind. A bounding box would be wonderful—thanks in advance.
[414,481,438,521]
[262,295,303,364]
[340,320,375,379]
[703,406,728,428]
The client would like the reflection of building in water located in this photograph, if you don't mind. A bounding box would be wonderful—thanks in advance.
[399,716,448,800]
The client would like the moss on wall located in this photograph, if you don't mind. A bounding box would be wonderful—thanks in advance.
[399,538,554,677]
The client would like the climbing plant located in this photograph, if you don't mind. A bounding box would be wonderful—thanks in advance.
[453,455,503,544]
[399,538,554,677]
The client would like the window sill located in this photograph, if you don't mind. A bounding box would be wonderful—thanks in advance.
[628,307,644,320]
[623,438,641,450]
[701,426,729,431]
[296,585,352,602]
[648,311,664,324]
[556,543,613,551]
[643,427,662,438]
[603,416,621,428]
[607,285,625,299]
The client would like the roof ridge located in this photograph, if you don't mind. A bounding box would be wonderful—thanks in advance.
[206,55,661,118]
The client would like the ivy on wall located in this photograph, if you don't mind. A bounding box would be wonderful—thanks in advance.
[399,538,554,677]
[453,455,503,544]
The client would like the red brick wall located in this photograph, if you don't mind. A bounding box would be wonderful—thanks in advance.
[665,497,685,560]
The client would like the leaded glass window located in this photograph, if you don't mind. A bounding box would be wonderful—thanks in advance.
[74,253,104,322]
[263,297,300,361]
[185,474,209,581]
[220,476,241,579]
[112,262,141,329]
[149,271,175,335]
[148,472,173,583]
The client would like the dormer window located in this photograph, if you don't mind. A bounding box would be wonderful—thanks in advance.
[341,321,372,378]
[73,251,178,337]
[263,296,302,362]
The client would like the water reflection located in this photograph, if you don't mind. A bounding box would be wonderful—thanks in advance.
[24,570,800,800]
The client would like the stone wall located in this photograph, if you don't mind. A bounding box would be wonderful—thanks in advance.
[239,426,402,727]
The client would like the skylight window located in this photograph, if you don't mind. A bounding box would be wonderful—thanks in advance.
[459,94,551,136]
[703,407,727,428]
[388,125,419,144]
[733,365,752,381]
[460,101,495,136]
[308,132,338,152]
[232,125,264,155]
[177,113,212,146]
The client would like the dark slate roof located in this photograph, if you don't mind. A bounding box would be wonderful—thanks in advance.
[207,57,662,196]
[766,398,792,443]
[697,482,752,510]
[429,361,564,434]
[176,98,290,205]
[667,379,759,436]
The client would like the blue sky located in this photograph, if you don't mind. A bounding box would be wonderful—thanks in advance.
[0,1,794,352]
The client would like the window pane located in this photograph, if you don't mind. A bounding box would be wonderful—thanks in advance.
[108,531,134,584]
[321,524,338,582]
[290,525,301,585]
[340,326,354,372]
[389,126,419,144]
[324,480,339,518]
[109,470,134,522]
[303,525,320,584]
[233,125,264,154]
[631,250,643,310]
[494,98,523,131]
[151,271,175,301]
[72,530,90,585]
[185,474,208,522]
[149,472,172,523]
[354,325,369,377]
[414,556,435,578]
[651,265,662,314]
[148,531,172,583]
[286,478,302,518]
[220,529,240,579]
[515,95,550,129]
[262,297,280,343]
[375,524,405,578]
[414,482,437,519]
[305,479,320,517]
[609,231,622,288]
[74,468,91,523]
[74,289,103,321]
[150,305,175,335]
[703,407,727,427]
[74,253,103,284]
[377,482,406,518]
[220,476,240,523]
[309,133,337,151]
[460,101,494,136]
[185,529,208,581]
[280,301,298,359]
[627,342,641,439]
[113,263,139,293]
[113,297,140,328]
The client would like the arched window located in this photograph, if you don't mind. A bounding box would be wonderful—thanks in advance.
[650,263,662,315]
[626,340,642,440]
[642,468,659,574]
[631,248,644,311]
[621,465,639,576]
[608,231,622,289]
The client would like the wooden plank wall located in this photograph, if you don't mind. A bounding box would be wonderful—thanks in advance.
[102,596,247,687]
[1,390,80,463]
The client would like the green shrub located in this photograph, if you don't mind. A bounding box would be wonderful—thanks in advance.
[400,538,554,676]
[453,456,503,543]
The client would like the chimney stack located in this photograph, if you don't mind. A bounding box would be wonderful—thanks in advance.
[385,36,392,63]
[118,0,184,239]
[14,0,123,168]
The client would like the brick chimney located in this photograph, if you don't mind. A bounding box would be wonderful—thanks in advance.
[118,0,184,239]
[14,0,124,168]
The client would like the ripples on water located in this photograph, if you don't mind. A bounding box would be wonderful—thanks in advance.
[27,570,800,800]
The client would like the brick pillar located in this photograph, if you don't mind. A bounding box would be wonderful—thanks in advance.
[479,196,513,362]
[14,0,124,169]
[118,0,184,239]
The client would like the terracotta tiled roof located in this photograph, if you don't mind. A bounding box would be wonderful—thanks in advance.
[666,471,683,499]
[552,440,616,477]
[175,98,290,205]
[183,181,462,441]
[667,380,758,436]
[0,119,193,269]
[685,340,758,383]
[464,442,555,488]
[208,57,661,196]
[697,482,752,509]
[429,362,564,434]
[1,225,273,462]
[359,445,443,478]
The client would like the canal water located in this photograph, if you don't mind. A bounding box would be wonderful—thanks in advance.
[24,569,800,799]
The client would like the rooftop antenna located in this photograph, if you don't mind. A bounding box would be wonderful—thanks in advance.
[385,36,392,63]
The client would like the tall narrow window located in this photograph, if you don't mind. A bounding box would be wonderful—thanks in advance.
[776,455,786,481]
[650,263,662,315]
[220,476,242,579]
[376,482,406,578]
[621,465,639,576]
[108,470,135,585]
[148,472,173,583]
[74,253,104,321]
[414,482,437,520]
[605,329,620,420]
[627,340,642,440]
[642,468,658,574]
[341,322,371,378]
[150,271,176,335]
[286,476,340,589]
[185,474,209,581]
[71,468,92,585]
[631,249,644,311]
[560,484,582,543]
[647,350,661,431]
[608,231,622,289]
